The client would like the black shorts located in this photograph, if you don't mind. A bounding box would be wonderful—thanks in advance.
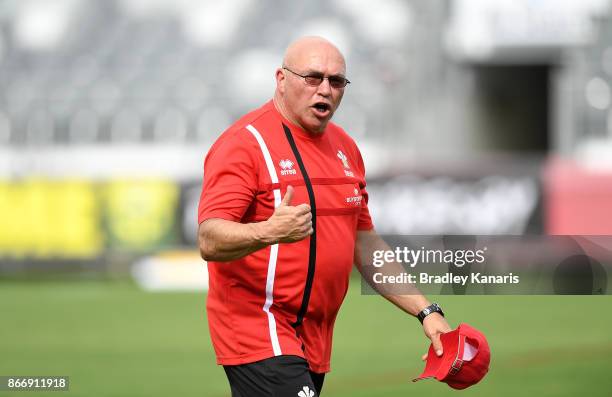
[223,355,325,397]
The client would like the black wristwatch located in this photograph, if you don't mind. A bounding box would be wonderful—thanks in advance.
[416,303,444,324]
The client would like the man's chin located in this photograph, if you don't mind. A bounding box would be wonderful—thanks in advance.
[304,122,328,134]
[305,116,331,134]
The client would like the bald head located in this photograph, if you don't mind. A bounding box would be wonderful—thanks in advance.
[282,36,346,74]
[273,36,348,135]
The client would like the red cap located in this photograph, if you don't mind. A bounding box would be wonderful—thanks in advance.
[413,323,490,390]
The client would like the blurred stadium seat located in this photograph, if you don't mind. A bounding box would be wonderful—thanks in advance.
[0,0,445,147]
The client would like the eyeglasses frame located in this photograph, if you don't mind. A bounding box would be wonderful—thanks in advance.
[282,66,351,88]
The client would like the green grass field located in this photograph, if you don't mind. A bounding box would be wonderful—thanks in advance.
[1,279,611,396]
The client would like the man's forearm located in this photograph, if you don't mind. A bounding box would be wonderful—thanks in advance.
[199,218,275,262]
[199,187,313,262]
[381,293,431,317]
[355,230,430,316]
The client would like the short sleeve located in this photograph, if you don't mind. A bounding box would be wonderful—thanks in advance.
[198,131,259,224]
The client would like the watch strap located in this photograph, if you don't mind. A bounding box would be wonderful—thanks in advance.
[417,303,444,324]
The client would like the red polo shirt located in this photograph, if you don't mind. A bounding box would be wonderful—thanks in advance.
[198,100,373,373]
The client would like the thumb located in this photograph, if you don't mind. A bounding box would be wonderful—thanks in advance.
[280,185,294,206]
[431,334,444,357]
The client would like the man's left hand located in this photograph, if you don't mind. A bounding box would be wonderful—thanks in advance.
[421,313,452,361]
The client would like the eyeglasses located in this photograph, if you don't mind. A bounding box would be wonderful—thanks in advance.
[283,66,350,89]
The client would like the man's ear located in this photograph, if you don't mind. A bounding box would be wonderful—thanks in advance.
[275,68,286,94]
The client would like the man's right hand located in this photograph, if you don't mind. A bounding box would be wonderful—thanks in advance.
[263,185,313,243]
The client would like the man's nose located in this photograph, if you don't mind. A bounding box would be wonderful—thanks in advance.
[317,78,332,96]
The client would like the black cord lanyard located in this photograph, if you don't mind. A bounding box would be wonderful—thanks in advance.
[282,123,317,330]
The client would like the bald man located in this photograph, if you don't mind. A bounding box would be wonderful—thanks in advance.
[198,36,450,396]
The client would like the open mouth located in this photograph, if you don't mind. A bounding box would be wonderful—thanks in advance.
[312,102,331,117]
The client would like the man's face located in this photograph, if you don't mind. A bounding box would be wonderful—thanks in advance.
[277,45,347,134]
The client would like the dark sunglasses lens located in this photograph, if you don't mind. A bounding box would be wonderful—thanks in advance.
[304,76,324,86]
[329,77,347,88]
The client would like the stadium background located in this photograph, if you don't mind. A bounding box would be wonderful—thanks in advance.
[1,0,611,395]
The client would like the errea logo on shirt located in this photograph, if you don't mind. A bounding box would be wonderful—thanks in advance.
[279,159,297,175]
[337,150,354,177]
